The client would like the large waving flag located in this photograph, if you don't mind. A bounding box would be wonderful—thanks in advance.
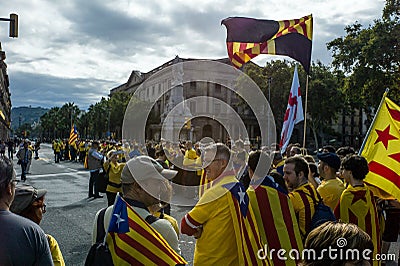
[69,124,78,145]
[106,195,187,265]
[248,176,303,265]
[279,66,304,153]
[359,92,400,200]
[222,182,271,265]
[221,15,313,73]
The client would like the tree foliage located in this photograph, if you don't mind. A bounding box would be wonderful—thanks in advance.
[243,60,343,148]
[327,0,400,111]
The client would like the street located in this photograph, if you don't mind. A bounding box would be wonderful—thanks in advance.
[13,143,196,266]
[11,144,399,265]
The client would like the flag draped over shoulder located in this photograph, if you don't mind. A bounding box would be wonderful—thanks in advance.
[221,15,313,73]
[106,195,187,266]
[360,94,400,200]
[248,177,303,265]
[199,171,212,197]
[69,124,78,145]
[222,182,271,265]
[279,66,304,153]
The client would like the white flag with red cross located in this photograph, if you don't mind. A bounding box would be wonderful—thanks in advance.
[279,65,304,154]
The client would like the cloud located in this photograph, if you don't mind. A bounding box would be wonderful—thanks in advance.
[0,0,386,109]
[9,71,116,109]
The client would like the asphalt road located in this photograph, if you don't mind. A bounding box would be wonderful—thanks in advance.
[11,143,399,265]
[12,144,196,266]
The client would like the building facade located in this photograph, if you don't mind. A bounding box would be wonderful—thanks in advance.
[110,56,262,144]
[0,46,11,140]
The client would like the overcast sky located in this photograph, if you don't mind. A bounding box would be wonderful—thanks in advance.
[1,0,385,109]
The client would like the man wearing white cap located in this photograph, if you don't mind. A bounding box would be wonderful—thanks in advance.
[91,155,181,254]
[0,157,52,265]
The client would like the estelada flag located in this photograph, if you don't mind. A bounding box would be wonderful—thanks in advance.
[359,93,400,200]
[222,182,271,265]
[106,195,187,265]
[69,124,78,145]
[221,15,313,73]
[248,176,303,265]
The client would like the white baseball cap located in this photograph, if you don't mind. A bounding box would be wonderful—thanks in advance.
[121,155,177,184]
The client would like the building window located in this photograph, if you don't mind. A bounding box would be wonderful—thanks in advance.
[190,81,196,90]
[215,84,221,94]
[190,101,196,114]
[158,84,161,95]
[214,103,221,115]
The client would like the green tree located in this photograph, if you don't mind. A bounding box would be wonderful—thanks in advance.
[307,62,344,148]
[108,92,132,139]
[327,0,400,115]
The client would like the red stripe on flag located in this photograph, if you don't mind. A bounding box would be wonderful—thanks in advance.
[226,42,234,58]
[110,233,142,265]
[368,161,400,189]
[348,209,358,225]
[246,210,268,266]
[299,192,312,234]
[240,42,248,52]
[279,193,300,256]
[232,196,265,265]
[255,188,284,266]
[118,233,167,265]
[389,153,400,163]
[300,21,308,38]
[127,215,182,262]
[387,102,400,122]
[232,199,250,265]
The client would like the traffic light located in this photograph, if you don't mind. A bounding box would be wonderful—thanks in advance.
[9,13,18,38]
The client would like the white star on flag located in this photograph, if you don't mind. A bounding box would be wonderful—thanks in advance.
[113,213,125,229]
[238,187,246,205]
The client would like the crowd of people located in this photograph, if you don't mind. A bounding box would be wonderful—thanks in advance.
[0,136,399,265]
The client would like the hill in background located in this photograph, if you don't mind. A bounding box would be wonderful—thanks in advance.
[11,106,49,130]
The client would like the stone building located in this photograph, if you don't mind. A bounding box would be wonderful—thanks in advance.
[110,56,265,144]
[0,45,11,140]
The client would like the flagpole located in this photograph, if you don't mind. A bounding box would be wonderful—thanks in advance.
[302,75,309,150]
[358,88,390,154]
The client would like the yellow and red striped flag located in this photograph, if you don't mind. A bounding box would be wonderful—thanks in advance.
[69,124,78,145]
[248,176,303,265]
[106,195,187,265]
[198,170,212,197]
[222,15,313,73]
[334,185,381,266]
[359,92,400,200]
[223,182,271,265]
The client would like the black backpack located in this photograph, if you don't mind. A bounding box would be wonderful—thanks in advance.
[85,208,114,266]
[299,191,336,232]
[85,208,159,266]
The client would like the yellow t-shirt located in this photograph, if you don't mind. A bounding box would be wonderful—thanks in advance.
[317,177,345,211]
[188,175,240,266]
[103,161,125,193]
[47,234,65,266]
